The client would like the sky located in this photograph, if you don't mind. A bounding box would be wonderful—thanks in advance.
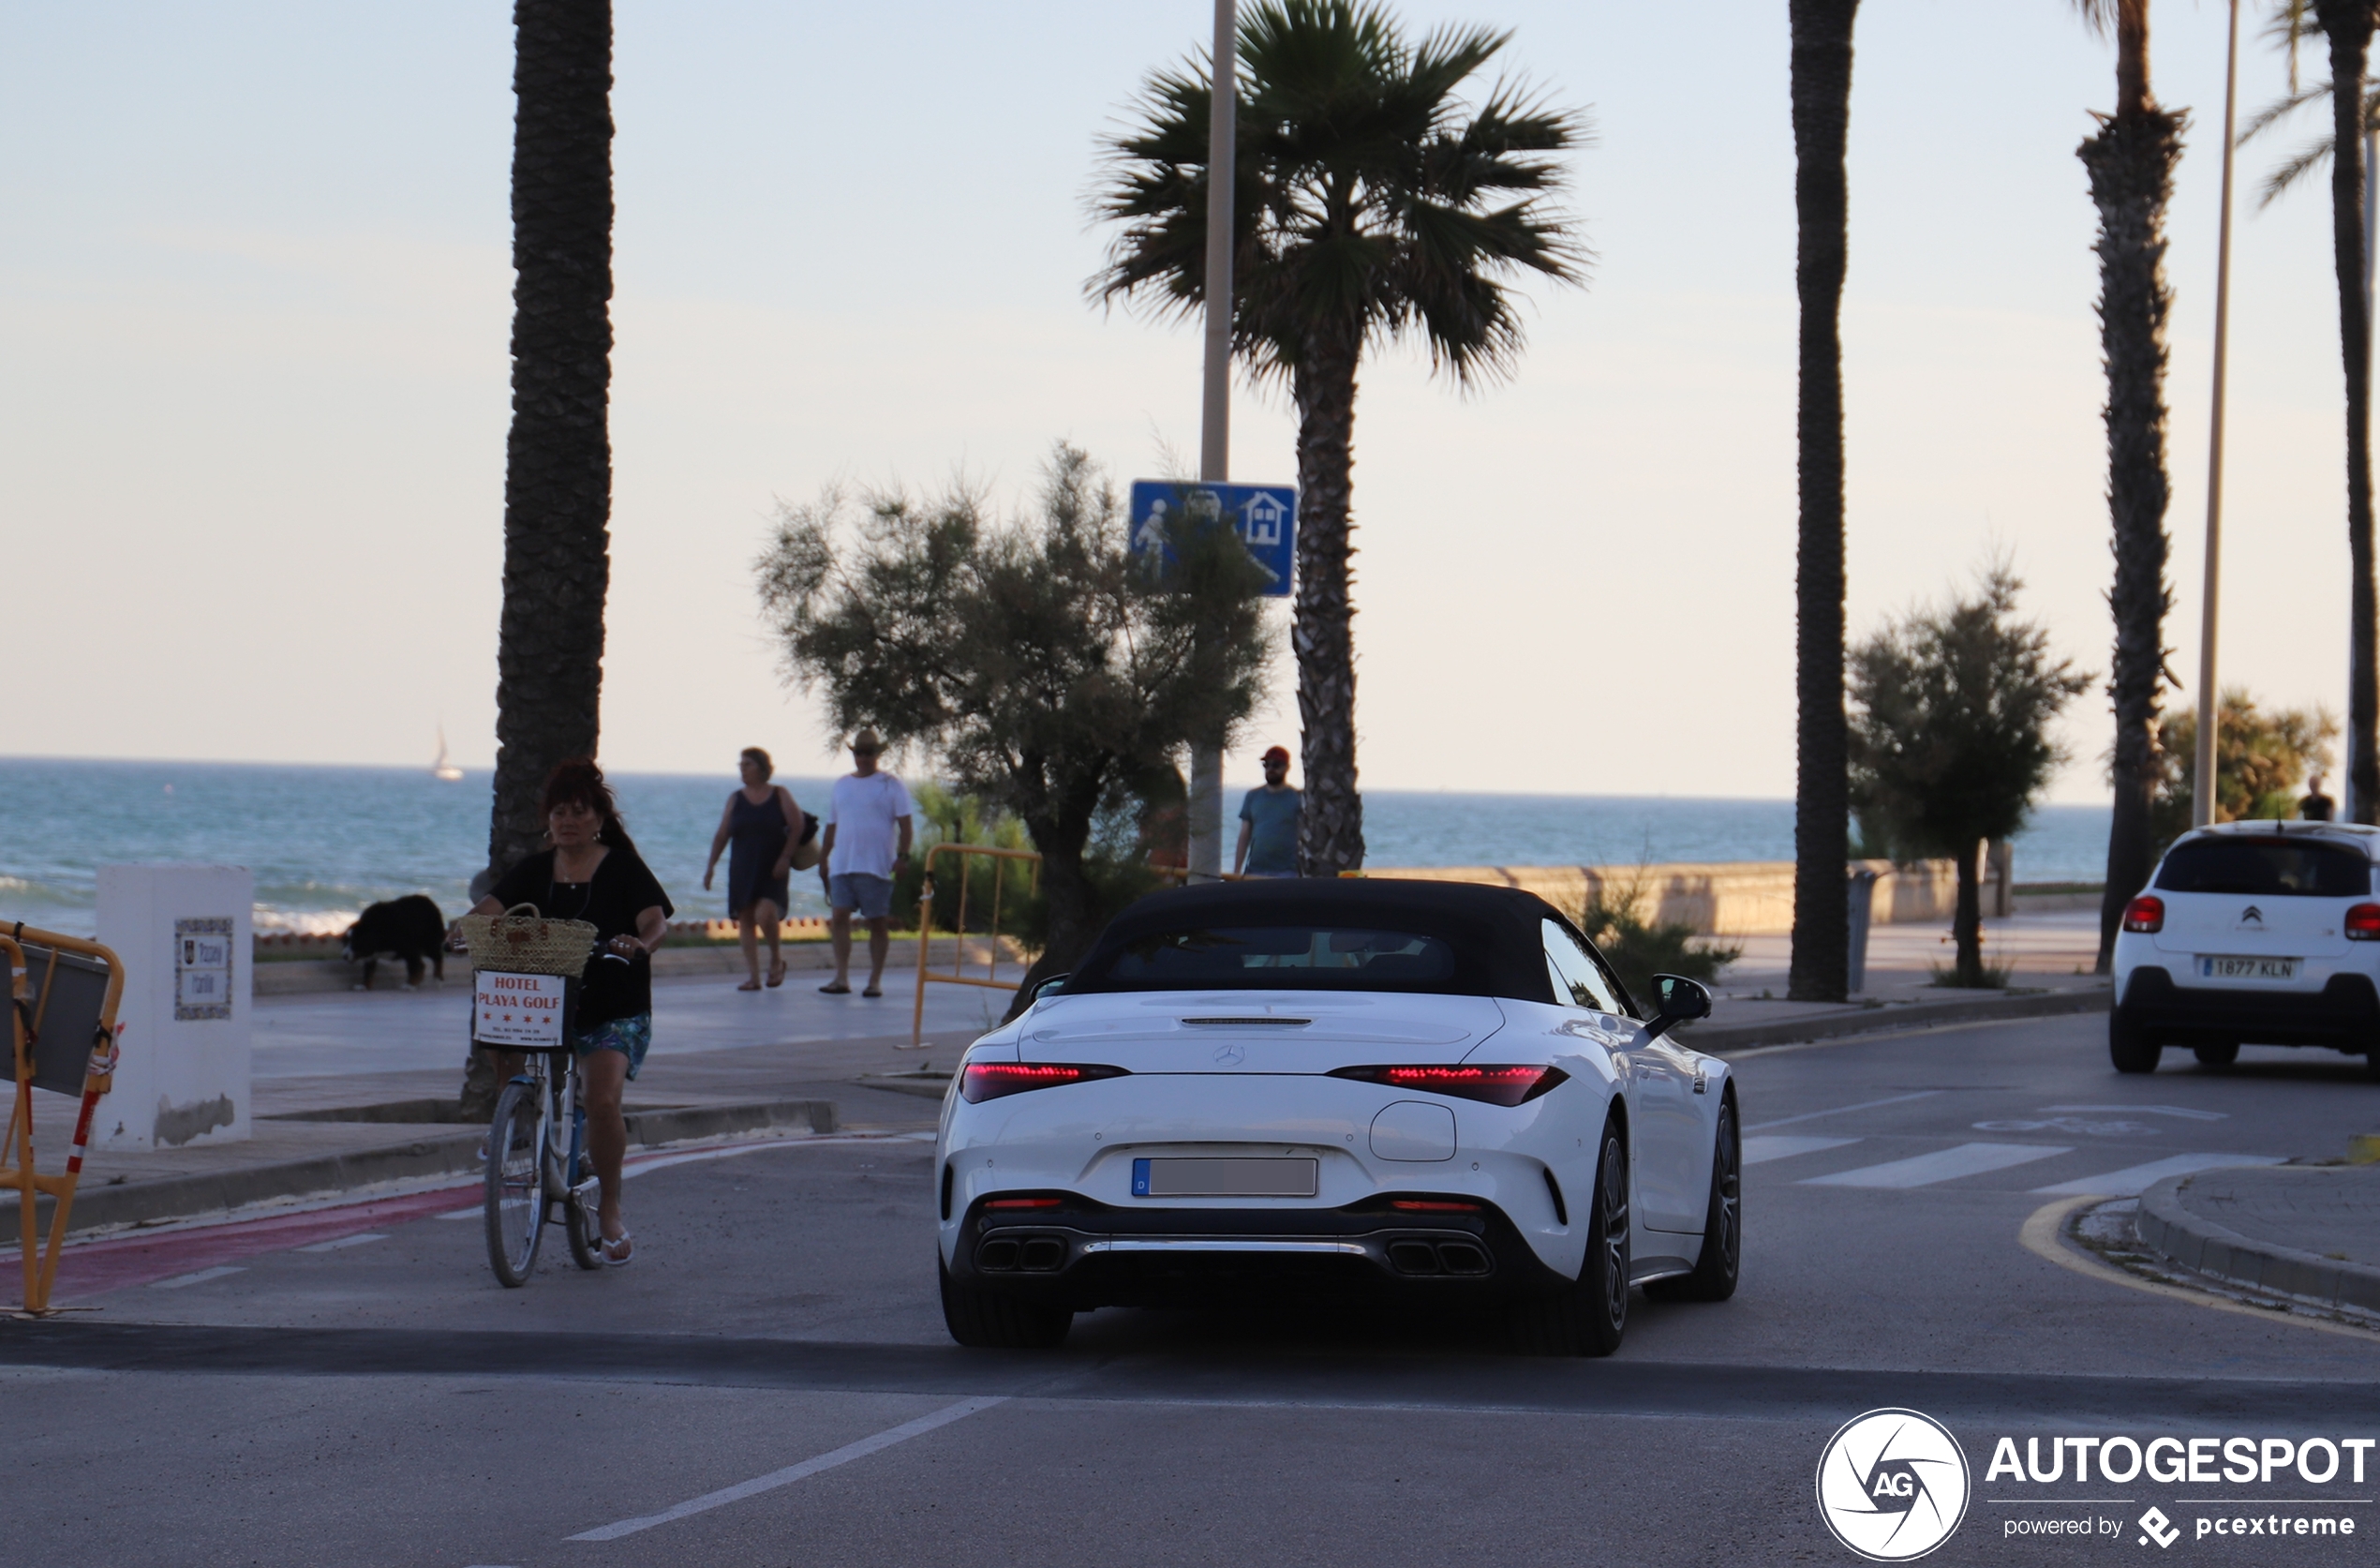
[0,2,2361,804]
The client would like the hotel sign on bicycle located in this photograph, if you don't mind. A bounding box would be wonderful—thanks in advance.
[472,970,573,1050]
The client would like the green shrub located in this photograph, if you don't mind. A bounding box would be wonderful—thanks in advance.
[1575,870,1740,1008]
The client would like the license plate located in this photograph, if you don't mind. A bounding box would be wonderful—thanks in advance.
[1132,1157,1318,1198]
[2197,955,2300,981]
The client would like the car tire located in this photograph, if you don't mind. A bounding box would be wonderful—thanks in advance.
[1647,1095,1740,1304]
[2193,1039,2240,1068]
[2109,1013,2163,1075]
[1510,1119,1629,1357]
[938,1255,1072,1350]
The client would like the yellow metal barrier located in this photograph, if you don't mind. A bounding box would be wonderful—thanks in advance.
[2,925,125,1315]
[911,844,1040,1050]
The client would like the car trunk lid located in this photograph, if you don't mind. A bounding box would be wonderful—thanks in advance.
[1019,992,1508,1074]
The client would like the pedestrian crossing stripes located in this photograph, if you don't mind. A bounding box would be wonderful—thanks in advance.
[1742,1135,1860,1166]
[1798,1142,2071,1189]
[2030,1151,2288,1197]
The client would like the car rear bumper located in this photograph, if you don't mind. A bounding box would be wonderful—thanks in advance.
[2117,964,2380,1049]
[950,1193,1572,1309]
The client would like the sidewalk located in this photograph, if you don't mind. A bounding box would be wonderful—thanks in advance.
[2135,1164,2380,1317]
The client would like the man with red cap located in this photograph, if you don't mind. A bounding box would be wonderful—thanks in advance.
[1233,745,1302,878]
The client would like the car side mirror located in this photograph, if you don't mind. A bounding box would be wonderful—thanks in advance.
[1643,974,1713,1041]
[1026,973,1070,1007]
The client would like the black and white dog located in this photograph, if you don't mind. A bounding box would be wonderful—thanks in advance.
[343,894,448,991]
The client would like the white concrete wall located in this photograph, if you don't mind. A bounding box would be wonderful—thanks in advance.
[95,864,252,1150]
[1369,859,1971,938]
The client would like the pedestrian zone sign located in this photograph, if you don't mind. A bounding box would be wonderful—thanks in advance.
[1128,481,1298,598]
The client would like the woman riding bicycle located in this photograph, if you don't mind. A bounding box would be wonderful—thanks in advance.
[471,758,672,1265]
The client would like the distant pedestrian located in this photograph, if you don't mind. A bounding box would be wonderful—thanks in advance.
[818,729,914,997]
[702,747,809,992]
[2301,774,2337,822]
[1234,745,1302,879]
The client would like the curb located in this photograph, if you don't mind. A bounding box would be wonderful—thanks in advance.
[2136,1169,2380,1316]
[1679,985,2110,1053]
[0,1098,840,1245]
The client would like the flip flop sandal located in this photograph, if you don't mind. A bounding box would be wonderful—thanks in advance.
[766,961,787,989]
[736,979,763,992]
[602,1231,633,1266]
[862,985,883,998]
[819,981,851,994]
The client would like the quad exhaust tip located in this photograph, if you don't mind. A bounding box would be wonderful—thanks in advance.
[1388,1240,1492,1277]
[975,1234,1068,1274]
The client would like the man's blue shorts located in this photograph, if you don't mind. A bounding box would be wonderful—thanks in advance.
[829,873,895,919]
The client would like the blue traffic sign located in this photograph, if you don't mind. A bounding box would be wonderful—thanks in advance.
[1128,481,1298,598]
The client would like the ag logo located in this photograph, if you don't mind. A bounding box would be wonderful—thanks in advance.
[1815,1408,1971,1561]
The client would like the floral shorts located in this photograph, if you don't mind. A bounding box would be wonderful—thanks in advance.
[573,1012,652,1081]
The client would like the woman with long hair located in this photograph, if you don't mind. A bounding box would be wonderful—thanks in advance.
[469,758,672,1265]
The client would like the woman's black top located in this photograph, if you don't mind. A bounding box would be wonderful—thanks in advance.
[487,846,675,1029]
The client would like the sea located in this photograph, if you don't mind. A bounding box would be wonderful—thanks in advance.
[0,757,2114,939]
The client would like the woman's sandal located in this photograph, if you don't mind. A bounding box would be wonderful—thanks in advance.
[602,1231,633,1267]
[736,978,763,993]
[818,981,851,994]
[766,959,786,989]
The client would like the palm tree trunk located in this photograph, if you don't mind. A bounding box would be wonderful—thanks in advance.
[2319,1,2380,822]
[488,0,616,882]
[1291,332,1365,877]
[2080,108,2182,971]
[1787,0,1858,1003]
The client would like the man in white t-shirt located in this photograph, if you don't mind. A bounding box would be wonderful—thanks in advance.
[818,728,914,997]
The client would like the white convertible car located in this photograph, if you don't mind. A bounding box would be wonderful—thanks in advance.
[934,880,1739,1355]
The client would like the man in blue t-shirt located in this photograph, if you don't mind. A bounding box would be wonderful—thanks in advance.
[1234,745,1302,878]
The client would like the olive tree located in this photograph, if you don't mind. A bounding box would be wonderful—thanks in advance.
[1848,565,2091,987]
[756,444,1270,1006]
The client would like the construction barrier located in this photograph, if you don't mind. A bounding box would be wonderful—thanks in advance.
[911,844,1039,1050]
[3,924,125,1314]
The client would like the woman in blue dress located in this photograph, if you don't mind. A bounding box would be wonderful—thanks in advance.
[703,748,808,991]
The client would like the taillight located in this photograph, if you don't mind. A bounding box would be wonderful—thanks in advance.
[2349,903,2380,941]
[1330,1065,1568,1107]
[959,1061,1126,1103]
[983,1196,1064,1210]
[2122,895,2164,933]
[1389,1199,1481,1213]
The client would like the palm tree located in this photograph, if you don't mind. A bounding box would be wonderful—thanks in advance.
[488,0,617,881]
[1787,0,1859,1002]
[1093,0,1583,875]
[2242,0,2380,825]
[2071,0,2183,973]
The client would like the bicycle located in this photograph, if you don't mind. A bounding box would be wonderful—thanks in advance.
[484,1044,605,1286]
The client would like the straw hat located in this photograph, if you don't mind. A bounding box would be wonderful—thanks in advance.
[850,728,885,754]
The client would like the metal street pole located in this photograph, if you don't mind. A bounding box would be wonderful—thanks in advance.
[2194,0,2242,827]
[2356,129,2377,822]
[1186,0,1237,880]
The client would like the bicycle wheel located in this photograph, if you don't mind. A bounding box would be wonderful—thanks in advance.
[564,1159,603,1271]
[484,1081,546,1287]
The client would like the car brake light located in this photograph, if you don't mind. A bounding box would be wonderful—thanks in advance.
[959,1062,1126,1103]
[2349,903,2380,940]
[983,1196,1064,1210]
[1390,1199,1481,1213]
[2122,895,2164,933]
[1330,1065,1568,1107]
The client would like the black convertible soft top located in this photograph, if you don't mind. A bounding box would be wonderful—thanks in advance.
[1064,878,1570,1005]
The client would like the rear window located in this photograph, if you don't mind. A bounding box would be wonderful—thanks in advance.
[2154,838,2372,898]
[1078,925,1458,991]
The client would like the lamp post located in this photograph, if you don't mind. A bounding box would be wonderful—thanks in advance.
[2193,0,2242,826]
[1186,0,1238,880]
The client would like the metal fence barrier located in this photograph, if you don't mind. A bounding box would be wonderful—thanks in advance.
[4,924,125,1314]
[911,844,1040,1050]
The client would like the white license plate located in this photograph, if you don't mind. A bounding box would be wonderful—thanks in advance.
[1132,1157,1317,1198]
[2197,955,2300,981]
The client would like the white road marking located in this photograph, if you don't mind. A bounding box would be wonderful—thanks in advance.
[566,1396,1006,1541]
[2041,1104,2228,1122]
[1800,1142,2070,1189]
[148,1265,245,1290]
[2030,1152,2289,1197]
[1741,1135,1861,1166]
[1744,1090,1941,1132]
[295,1233,387,1253]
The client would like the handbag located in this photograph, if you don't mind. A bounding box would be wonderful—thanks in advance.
[789,810,824,873]
[456,903,599,979]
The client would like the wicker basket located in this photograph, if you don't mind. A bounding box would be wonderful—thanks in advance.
[458,904,599,979]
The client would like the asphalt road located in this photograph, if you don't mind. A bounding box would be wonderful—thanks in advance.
[10,1013,2380,1566]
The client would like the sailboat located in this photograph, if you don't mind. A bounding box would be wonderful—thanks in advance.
[430,726,464,782]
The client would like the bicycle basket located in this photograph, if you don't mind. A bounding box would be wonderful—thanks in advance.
[457,904,598,979]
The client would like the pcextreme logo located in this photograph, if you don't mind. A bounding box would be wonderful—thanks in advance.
[1816,1408,1973,1562]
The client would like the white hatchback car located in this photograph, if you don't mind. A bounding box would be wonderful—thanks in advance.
[933,879,1736,1356]
[2111,819,2380,1074]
